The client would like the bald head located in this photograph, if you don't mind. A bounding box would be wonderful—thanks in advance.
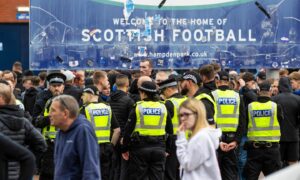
[137,76,152,88]
[155,71,171,84]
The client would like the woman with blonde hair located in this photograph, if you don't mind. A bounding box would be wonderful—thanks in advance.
[176,98,222,180]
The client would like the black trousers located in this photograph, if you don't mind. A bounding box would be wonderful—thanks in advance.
[39,141,54,180]
[99,143,114,180]
[245,147,281,180]
[111,143,128,180]
[128,146,166,180]
[165,137,180,180]
[218,148,239,180]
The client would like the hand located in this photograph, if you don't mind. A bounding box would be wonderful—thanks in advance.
[122,152,129,160]
[238,79,245,88]
[227,141,238,151]
[165,152,170,157]
[178,123,186,133]
[220,142,229,152]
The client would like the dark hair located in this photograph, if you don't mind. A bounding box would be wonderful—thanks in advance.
[38,71,47,81]
[242,72,255,82]
[199,64,215,80]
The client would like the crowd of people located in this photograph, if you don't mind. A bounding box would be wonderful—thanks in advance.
[1,60,300,180]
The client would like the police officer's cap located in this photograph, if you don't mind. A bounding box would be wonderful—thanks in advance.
[138,81,157,93]
[157,77,177,90]
[83,85,100,96]
[179,71,201,85]
[216,71,229,81]
[258,81,271,92]
[46,71,66,85]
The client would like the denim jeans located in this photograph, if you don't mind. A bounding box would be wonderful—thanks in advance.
[238,136,248,180]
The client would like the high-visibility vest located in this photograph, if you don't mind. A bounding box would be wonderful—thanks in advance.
[85,103,111,144]
[212,89,240,132]
[247,101,281,142]
[134,101,167,136]
[195,93,217,121]
[168,97,187,133]
[42,99,57,139]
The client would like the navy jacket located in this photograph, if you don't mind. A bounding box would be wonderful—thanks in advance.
[54,115,100,180]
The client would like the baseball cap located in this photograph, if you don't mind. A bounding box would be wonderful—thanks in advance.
[62,70,75,81]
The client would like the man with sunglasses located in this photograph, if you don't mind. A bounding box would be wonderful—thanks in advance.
[158,77,187,180]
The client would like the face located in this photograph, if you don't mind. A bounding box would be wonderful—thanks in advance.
[246,80,256,89]
[2,72,14,82]
[140,61,152,76]
[179,80,189,96]
[49,84,64,96]
[49,100,66,128]
[99,76,110,91]
[290,79,300,90]
[179,107,197,130]
[3,73,15,88]
[271,80,279,95]
[23,80,33,90]
[102,85,110,96]
[124,81,130,93]
[75,71,85,88]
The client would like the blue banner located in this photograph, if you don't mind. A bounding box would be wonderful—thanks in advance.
[29,0,300,70]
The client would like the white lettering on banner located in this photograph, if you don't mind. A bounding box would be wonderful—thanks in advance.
[81,29,257,42]
[143,108,161,115]
[92,109,109,116]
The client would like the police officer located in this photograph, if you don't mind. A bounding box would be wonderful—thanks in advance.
[80,85,120,180]
[35,71,66,180]
[212,71,246,180]
[180,70,217,126]
[121,81,173,180]
[245,80,283,180]
[158,77,187,180]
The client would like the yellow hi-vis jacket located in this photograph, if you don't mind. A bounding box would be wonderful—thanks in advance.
[195,93,217,121]
[212,89,240,132]
[247,101,280,142]
[85,103,111,144]
[42,99,57,139]
[168,97,187,133]
[134,101,167,136]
